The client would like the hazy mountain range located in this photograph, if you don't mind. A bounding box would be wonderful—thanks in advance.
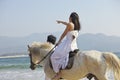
[0,32,120,56]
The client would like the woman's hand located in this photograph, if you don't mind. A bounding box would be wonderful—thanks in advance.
[56,20,61,24]
[56,20,68,25]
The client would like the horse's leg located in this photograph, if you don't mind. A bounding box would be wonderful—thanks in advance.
[94,76,99,80]
[95,74,107,80]
[86,73,95,80]
[86,73,94,80]
[86,73,98,80]
[86,72,107,80]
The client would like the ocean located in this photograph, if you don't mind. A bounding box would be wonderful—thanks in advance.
[0,56,45,80]
[0,52,119,80]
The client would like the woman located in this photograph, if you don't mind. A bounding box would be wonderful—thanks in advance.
[51,12,81,80]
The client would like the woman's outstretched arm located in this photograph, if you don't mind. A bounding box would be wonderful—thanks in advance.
[56,20,68,25]
[57,23,73,45]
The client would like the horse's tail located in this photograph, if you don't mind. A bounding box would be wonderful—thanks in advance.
[103,52,120,80]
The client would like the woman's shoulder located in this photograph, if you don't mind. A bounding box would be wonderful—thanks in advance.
[67,22,74,30]
[68,22,74,26]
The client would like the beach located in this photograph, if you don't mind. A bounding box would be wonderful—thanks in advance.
[0,57,44,80]
[0,56,117,80]
[0,69,114,80]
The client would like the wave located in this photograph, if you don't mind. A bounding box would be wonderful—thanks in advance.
[0,55,28,59]
[0,64,29,69]
[0,64,42,70]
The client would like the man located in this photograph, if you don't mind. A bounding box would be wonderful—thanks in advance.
[47,35,56,45]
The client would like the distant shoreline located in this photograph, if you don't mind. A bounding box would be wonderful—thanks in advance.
[0,55,28,59]
[0,52,119,59]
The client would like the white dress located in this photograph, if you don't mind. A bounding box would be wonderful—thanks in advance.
[50,30,79,73]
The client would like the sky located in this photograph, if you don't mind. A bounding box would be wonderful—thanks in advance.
[0,0,120,37]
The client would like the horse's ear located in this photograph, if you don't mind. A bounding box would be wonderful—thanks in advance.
[27,45,30,48]
[27,45,31,51]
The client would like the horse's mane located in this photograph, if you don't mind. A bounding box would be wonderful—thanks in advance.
[31,42,53,49]
[40,43,53,49]
[31,42,42,47]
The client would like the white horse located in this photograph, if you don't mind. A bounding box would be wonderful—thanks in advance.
[28,42,120,80]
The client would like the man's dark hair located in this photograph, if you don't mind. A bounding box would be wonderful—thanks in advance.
[47,35,56,45]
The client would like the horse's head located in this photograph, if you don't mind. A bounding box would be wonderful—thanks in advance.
[28,42,54,70]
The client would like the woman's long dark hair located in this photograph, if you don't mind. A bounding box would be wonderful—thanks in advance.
[70,12,81,31]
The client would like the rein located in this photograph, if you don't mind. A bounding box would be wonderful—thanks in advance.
[37,45,57,65]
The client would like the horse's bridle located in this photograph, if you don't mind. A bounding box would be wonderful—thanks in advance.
[36,45,56,64]
[29,53,36,65]
[29,45,57,68]
[29,53,37,70]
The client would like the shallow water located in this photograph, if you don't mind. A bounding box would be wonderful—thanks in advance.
[0,69,45,80]
[0,69,114,80]
[0,55,117,80]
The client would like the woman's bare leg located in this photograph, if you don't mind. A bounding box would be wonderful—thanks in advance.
[45,75,51,80]
[52,71,61,80]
